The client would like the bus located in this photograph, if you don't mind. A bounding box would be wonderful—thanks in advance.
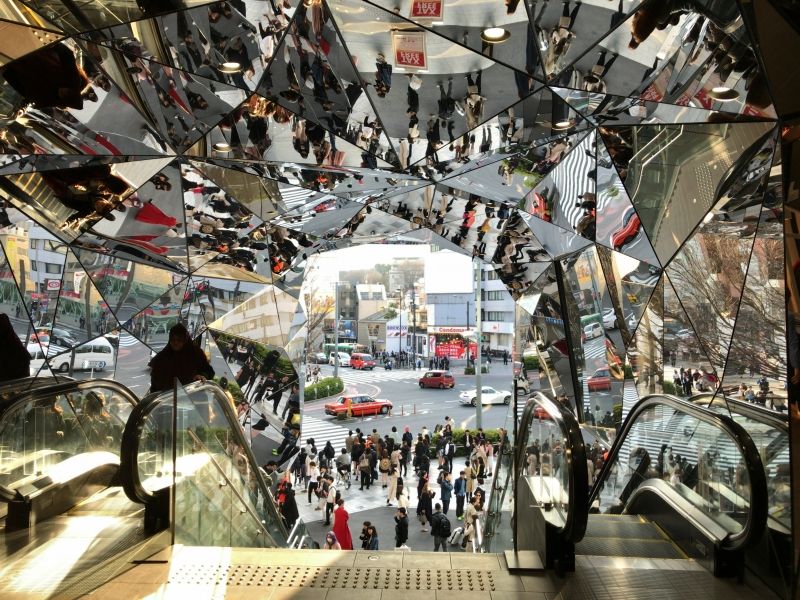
[323,343,367,359]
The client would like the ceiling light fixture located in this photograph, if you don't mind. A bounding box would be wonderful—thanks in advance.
[218,61,242,74]
[707,86,739,101]
[553,120,573,130]
[481,27,510,43]
[213,142,231,152]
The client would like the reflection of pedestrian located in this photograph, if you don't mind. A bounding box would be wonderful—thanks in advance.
[0,313,30,381]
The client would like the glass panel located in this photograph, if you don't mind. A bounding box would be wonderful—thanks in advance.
[594,402,752,536]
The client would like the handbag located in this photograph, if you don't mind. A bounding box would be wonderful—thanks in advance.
[409,74,422,90]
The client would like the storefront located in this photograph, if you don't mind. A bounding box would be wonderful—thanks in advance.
[428,326,477,359]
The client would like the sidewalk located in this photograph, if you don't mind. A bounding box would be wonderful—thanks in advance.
[296,464,494,551]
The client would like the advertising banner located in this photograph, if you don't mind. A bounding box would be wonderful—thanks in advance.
[409,0,444,20]
[392,31,428,70]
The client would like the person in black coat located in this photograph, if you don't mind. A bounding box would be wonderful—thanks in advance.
[394,507,409,548]
[0,313,30,381]
[148,323,214,392]
[277,481,299,530]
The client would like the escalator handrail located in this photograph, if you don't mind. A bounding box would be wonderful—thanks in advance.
[0,376,75,414]
[690,393,789,433]
[119,380,289,541]
[589,393,768,551]
[0,378,138,500]
[515,391,589,543]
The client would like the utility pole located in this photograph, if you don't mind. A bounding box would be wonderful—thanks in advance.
[333,282,340,379]
[474,257,483,429]
[397,290,402,362]
[411,286,416,369]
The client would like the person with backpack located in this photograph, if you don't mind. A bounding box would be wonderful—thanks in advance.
[322,441,336,470]
[430,503,451,551]
[379,450,391,488]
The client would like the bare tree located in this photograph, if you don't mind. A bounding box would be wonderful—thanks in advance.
[303,280,334,353]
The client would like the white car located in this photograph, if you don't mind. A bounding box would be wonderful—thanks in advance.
[602,308,617,329]
[459,387,512,406]
[676,328,692,340]
[329,352,351,367]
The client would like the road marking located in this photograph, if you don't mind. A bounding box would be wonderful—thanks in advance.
[131,374,147,379]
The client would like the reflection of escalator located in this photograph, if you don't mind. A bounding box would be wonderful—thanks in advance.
[691,394,792,597]
[0,379,146,599]
[587,395,768,576]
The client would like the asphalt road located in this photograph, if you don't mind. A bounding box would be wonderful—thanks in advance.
[304,360,526,438]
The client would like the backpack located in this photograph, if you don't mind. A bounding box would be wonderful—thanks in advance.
[438,514,451,538]
[379,457,390,472]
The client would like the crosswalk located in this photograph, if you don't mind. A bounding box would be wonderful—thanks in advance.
[300,414,351,451]
[326,367,425,386]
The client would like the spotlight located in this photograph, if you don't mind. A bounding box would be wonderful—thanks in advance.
[218,61,242,74]
[707,86,739,101]
[481,28,510,43]
[213,142,231,152]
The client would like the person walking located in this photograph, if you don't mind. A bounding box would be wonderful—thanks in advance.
[454,470,467,520]
[332,499,353,550]
[430,503,451,552]
[387,466,399,506]
[417,484,434,532]
[364,524,379,550]
[394,507,409,549]
[324,476,336,526]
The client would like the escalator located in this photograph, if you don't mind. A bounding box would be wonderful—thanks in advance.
[119,379,292,547]
[691,394,792,597]
[0,378,312,598]
[0,379,144,598]
[510,392,768,580]
[501,392,589,571]
[586,394,768,577]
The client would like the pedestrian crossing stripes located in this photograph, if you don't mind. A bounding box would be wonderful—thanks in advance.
[547,133,595,232]
[300,414,350,452]
[582,340,606,361]
[119,332,141,348]
[334,368,424,386]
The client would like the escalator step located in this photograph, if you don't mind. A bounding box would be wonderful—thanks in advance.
[576,536,685,559]
[585,518,664,540]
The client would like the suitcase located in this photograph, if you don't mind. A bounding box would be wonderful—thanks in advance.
[449,527,464,545]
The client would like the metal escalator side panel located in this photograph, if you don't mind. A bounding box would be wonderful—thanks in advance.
[516,392,589,543]
[590,394,768,552]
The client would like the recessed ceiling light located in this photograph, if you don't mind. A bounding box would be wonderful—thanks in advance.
[708,86,739,101]
[481,27,510,43]
[213,142,231,152]
[218,61,242,74]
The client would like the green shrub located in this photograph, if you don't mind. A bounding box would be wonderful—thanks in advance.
[623,365,634,380]
[304,376,344,401]
[430,427,503,457]
[464,366,489,375]
[522,355,540,371]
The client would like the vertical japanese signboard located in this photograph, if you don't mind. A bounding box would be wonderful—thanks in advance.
[392,31,428,70]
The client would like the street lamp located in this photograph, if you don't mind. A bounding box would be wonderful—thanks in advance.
[474,257,483,429]
[333,281,341,379]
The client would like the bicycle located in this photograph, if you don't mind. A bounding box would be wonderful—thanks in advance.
[335,467,352,490]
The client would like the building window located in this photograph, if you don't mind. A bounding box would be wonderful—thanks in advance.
[45,263,62,274]
[371,292,382,300]
[29,239,37,250]
[487,290,505,301]
[360,292,369,300]
[486,311,507,321]
[44,240,63,252]
[487,270,500,280]
[30,260,38,271]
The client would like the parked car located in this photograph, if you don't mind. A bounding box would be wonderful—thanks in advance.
[676,328,692,340]
[324,395,392,417]
[308,352,327,364]
[602,308,617,330]
[350,353,376,370]
[587,368,612,392]
[418,370,455,389]
[516,377,531,395]
[533,404,551,420]
[328,352,351,367]
[459,387,512,406]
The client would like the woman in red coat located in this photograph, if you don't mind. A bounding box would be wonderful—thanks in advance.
[332,499,353,550]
